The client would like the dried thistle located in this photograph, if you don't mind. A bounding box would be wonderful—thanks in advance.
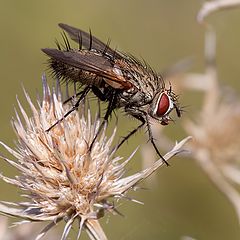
[0,75,190,239]
[140,11,240,224]
[198,0,240,23]
[183,27,240,223]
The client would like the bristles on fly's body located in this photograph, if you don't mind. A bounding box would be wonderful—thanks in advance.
[44,48,110,89]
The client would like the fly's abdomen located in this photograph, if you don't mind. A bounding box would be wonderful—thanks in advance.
[48,57,103,87]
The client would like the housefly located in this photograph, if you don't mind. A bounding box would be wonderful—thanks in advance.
[42,23,182,166]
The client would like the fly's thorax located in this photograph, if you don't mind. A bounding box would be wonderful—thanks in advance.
[116,86,154,109]
[134,72,158,97]
[113,59,159,105]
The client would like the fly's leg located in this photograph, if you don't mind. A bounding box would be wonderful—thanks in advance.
[89,87,117,151]
[144,114,169,166]
[46,86,91,132]
[62,90,85,105]
[116,107,169,166]
[113,120,145,153]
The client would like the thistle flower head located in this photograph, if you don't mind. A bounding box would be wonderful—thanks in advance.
[0,75,189,240]
[185,95,240,165]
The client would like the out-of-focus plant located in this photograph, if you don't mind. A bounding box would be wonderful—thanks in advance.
[184,27,240,223]
[198,0,240,23]
[186,1,240,223]
[142,0,240,224]
[0,216,59,240]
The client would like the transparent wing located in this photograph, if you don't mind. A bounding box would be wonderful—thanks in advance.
[58,23,122,59]
[42,48,132,89]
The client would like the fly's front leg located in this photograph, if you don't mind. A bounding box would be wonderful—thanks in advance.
[113,116,145,153]
[120,107,169,166]
[144,114,169,166]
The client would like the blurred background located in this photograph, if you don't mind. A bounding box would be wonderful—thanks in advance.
[0,0,240,239]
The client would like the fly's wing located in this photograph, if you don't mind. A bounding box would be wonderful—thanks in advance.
[58,23,122,59]
[42,48,132,89]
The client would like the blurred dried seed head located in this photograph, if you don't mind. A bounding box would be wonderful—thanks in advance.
[185,91,240,165]
[182,27,240,223]
[198,0,240,23]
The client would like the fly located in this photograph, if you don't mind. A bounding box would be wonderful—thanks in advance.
[42,23,182,166]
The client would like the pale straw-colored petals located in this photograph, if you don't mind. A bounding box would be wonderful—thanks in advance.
[0,75,189,239]
[110,136,191,195]
[85,219,107,240]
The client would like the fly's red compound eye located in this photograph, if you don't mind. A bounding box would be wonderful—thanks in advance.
[156,92,171,117]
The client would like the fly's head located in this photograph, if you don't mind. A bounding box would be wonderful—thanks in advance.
[149,87,181,125]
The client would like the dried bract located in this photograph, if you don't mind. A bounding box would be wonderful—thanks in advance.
[0,75,189,240]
